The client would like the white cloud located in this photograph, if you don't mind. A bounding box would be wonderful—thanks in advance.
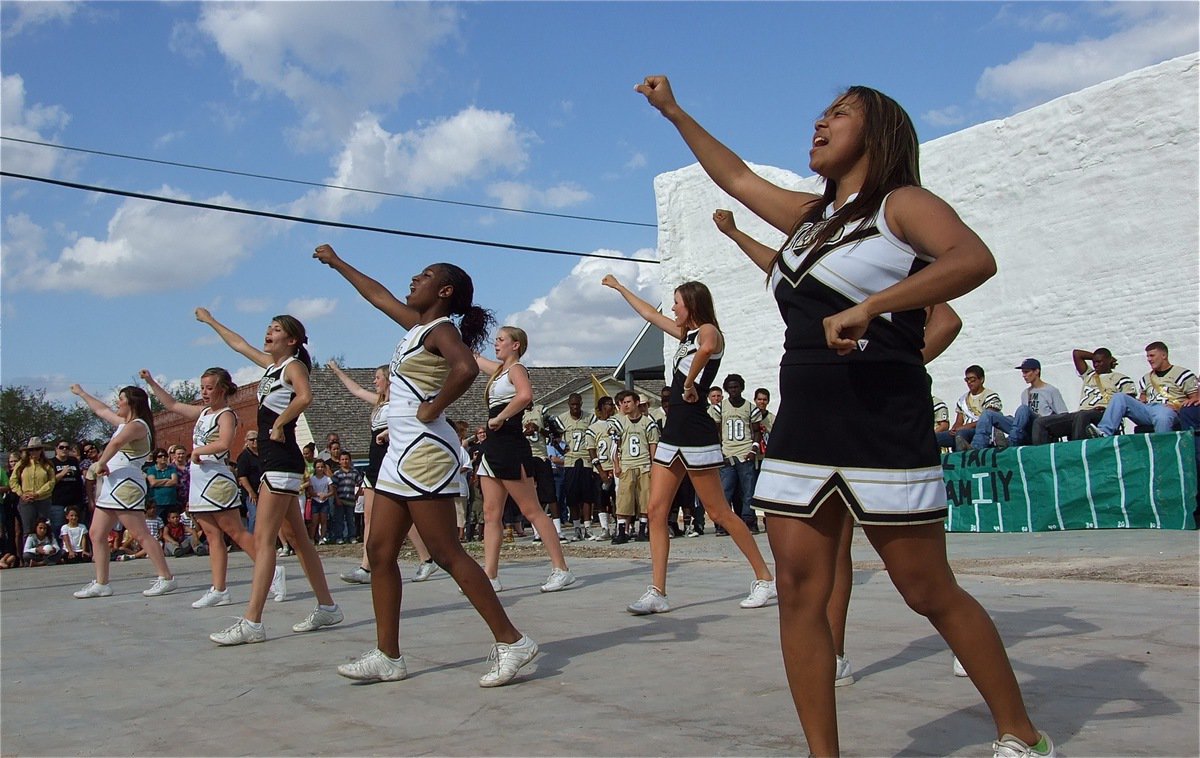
[624,152,647,171]
[921,105,967,128]
[231,364,265,388]
[235,297,270,313]
[504,250,661,366]
[4,187,264,296]
[0,73,72,176]
[2,1,80,39]
[1,212,46,271]
[487,180,591,211]
[194,2,458,145]
[153,130,185,150]
[292,108,534,219]
[992,5,1073,33]
[285,297,337,322]
[977,4,1199,107]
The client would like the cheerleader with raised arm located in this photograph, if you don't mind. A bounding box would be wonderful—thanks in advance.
[69,384,177,599]
[602,275,775,613]
[475,327,575,593]
[141,367,286,608]
[325,360,441,585]
[196,308,341,646]
[315,244,538,687]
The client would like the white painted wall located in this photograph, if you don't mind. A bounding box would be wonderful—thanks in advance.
[653,53,1199,416]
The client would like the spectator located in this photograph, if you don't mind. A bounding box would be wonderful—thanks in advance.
[585,396,618,540]
[707,386,723,410]
[932,396,950,442]
[49,440,83,535]
[609,390,659,544]
[22,519,60,567]
[973,359,1068,449]
[1089,341,1199,437]
[59,507,91,563]
[323,440,343,468]
[1034,348,1136,442]
[941,366,1002,450]
[171,447,191,509]
[180,509,209,556]
[12,438,55,538]
[145,450,181,519]
[235,431,261,531]
[522,404,564,537]
[711,374,763,533]
[161,510,193,557]
[330,453,362,545]
[79,441,100,522]
[556,392,594,540]
[2,452,21,557]
[306,458,335,544]
[316,432,340,464]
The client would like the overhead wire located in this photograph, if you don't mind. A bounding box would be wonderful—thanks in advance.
[0,171,659,264]
[0,135,656,228]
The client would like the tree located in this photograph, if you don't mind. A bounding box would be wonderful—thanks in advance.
[146,378,200,413]
[0,385,108,453]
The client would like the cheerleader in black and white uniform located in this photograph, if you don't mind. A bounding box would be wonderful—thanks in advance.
[196,308,341,646]
[639,74,1053,758]
[602,275,775,615]
[315,244,538,688]
[475,327,575,593]
[326,360,440,585]
[141,367,286,608]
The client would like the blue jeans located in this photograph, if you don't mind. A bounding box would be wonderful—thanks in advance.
[973,406,1035,449]
[719,457,756,521]
[331,502,355,542]
[245,497,257,532]
[1098,394,1179,435]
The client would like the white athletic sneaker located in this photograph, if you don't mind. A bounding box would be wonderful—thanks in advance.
[270,566,288,602]
[292,605,344,633]
[192,587,233,608]
[738,579,777,609]
[540,568,576,593]
[143,576,178,597]
[478,635,539,687]
[413,560,439,582]
[337,648,408,682]
[490,576,503,592]
[993,730,1057,758]
[835,655,855,687]
[590,529,612,541]
[73,580,113,599]
[210,617,266,646]
[627,585,670,615]
[953,655,968,677]
[340,566,371,584]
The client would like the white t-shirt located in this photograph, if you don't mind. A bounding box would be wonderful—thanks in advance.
[309,474,334,501]
[60,524,87,552]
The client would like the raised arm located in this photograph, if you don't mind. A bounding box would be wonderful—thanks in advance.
[712,209,778,273]
[921,303,962,365]
[70,384,124,427]
[139,369,204,420]
[1071,348,1094,375]
[601,274,681,339]
[267,361,313,442]
[313,244,419,329]
[636,75,820,234]
[418,323,479,423]
[474,352,502,376]
[325,360,378,405]
[195,308,272,368]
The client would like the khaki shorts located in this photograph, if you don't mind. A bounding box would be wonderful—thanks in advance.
[454,497,466,528]
[616,466,651,518]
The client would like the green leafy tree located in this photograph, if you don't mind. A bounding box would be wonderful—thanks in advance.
[0,385,108,453]
[146,378,200,413]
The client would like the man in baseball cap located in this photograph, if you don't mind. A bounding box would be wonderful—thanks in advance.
[973,359,1069,449]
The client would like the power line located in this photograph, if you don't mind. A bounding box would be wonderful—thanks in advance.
[0,135,656,228]
[0,171,658,264]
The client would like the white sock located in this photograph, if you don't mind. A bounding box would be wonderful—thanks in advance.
[244,618,264,630]
[319,603,338,612]
[531,525,540,539]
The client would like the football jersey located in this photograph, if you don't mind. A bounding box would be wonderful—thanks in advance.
[713,398,763,459]
[1077,370,1135,410]
[1140,365,1198,407]
[522,405,549,461]
[932,396,949,426]
[557,412,595,465]
[585,419,617,472]
[956,389,1002,423]
[608,413,660,469]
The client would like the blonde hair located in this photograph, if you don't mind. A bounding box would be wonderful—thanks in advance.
[500,326,529,357]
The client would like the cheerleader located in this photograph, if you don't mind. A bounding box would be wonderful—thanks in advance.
[475,326,575,593]
[314,244,537,687]
[141,368,286,608]
[68,384,176,598]
[639,74,1053,757]
[601,276,775,613]
[325,360,441,585]
[196,309,341,645]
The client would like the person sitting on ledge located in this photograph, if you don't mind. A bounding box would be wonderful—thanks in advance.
[1089,342,1198,438]
[973,359,1068,449]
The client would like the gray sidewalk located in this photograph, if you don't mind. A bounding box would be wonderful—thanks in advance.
[1,530,1197,757]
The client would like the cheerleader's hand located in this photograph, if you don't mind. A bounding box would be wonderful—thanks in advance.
[682,384,699,403]
[416,401,439,424]
[195,307,213,324]
[313,244,339,266]
[93,463,110,478]
[191,451,202,464]
[376,429,388,445]
[269,425,285,443]
[823,303,872,356]
[487,416,504,431]
[138,369,153,382]
[635,75,680,117]
[712,209,737,237]
[69,383,84,396]
[601,274,621,290]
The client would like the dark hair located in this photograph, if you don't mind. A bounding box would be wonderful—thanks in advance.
[771,87,919,274]
[433,263,495,353]
[1093,347,1118,367]
[596,396,615,411]
[121,386,157,447]
[723,374,745,391]
[1145,341,1168,354]
[201,367,236,397]
[272,315,313,371]
[754,387,770,399]
[675,281,720,330]
[965,365,985,381]
[568,392,582,402]
[615,390,637,404]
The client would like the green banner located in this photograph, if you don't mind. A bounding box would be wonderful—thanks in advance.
[942,432,1197,532]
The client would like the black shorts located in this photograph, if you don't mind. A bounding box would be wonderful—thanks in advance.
[531,458,557,505]
[561,460,593,506]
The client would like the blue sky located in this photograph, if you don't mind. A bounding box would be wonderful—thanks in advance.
[2,1,1196,402]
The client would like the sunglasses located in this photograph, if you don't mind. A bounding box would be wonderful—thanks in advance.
[57,445,69,450]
